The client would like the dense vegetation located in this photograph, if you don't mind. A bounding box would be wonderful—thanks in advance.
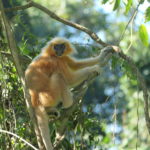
[0,0,150,149]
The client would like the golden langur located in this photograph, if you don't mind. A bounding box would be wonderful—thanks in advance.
[25,37,113,150]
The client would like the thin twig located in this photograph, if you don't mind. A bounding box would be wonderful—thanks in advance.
[118,1,141,45]
[126,21,133,52]
[136,85,140,150]
[0,129,38,150]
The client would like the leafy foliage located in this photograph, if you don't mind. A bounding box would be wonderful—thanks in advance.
[139,24,149,47]
[145,7,150,22]
[125,0,132,14]
[113,0,121,11]
[102,0,109,4]
[139,0,145,4]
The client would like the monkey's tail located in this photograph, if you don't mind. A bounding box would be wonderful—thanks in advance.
[35,105,53,150]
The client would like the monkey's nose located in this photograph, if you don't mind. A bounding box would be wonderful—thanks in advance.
[56,49,64,56]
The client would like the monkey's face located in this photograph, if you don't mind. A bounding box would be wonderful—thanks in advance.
[53,43,66,56]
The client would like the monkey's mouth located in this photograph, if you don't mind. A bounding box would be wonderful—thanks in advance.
[55,51,64,56]
[54,43,65,56]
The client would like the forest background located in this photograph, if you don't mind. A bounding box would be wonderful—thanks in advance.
[0,0,150,150]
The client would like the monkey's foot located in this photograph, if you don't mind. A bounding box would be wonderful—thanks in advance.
[46,108,60,121]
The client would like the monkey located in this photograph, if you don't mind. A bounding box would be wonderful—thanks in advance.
[25,37,113,150]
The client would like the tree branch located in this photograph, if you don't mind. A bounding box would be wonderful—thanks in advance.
[4,1,32,12]
[4,1,108,47]
[0,51,31,64]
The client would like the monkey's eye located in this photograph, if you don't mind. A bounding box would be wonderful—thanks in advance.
[54,43,65,51]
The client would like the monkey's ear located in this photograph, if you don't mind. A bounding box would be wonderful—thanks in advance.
[41,42,56,56]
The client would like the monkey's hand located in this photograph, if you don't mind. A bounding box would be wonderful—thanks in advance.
[99,46,114,67]
[93,65,101,75]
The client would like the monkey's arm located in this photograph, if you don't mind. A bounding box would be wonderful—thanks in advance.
[65,56,100,70]
[65,46,113,70]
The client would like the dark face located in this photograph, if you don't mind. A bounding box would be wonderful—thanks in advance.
[53,43,66,56]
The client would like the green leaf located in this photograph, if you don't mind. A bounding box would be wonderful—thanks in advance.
[139,0,145,4]
[139,24,149,47]
[145,7,150,22]
[125,0,132,14]
[122,61,136,80]
[102,0,109,4]
[113,0,120,10]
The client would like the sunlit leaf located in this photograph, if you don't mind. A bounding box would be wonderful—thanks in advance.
[125,0,132,14]
[139,24,149,47]
[145,7,150,22]
[113,0,120,10]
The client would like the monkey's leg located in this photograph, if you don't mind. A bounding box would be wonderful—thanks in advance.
[69,47,113,89]
[48,73,73,109]
[61,86,73,108]
[69,65,101,87]
[35,105,53,150]
[58,75,73,108]
[39,73,63,107]
[29,89,39,107]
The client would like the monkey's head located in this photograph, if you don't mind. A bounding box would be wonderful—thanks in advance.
[53,43,66,56]
[42,37,76,57]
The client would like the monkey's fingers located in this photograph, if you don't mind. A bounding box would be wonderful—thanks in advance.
[99,53,112,67]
